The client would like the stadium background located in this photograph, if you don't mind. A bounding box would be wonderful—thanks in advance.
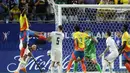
[0,22,129,73]
[0,0,130,73]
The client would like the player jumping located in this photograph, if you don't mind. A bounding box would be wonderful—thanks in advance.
[14,44,37,73]
[118,24,130,72]
[19,8,46,59]
[66,26,88,73]
[83,29,102,73]
[99,31,119,73]
[47,25,64,73]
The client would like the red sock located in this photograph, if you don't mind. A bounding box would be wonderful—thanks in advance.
[81,60,87,73]
[20,47,26,57]
[125,62,130,72]
[66,60,73,72]
[38,35,46,40]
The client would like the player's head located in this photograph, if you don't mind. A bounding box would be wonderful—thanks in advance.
[106,30,111,38]
[21,8,27,15]
[116,31,122,38]
[74,25,80,32]
[31,44,37,51]
[122,24,128,32]
[58,25,62,32]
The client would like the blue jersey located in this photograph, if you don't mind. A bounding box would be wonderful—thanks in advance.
[114,36,121,48]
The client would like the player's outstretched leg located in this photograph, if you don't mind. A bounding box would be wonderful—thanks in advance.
[81,59,86,73]
[66,59,74,73]
[28,30,46,40]
[74,61,78,73]
[19,30,29,58]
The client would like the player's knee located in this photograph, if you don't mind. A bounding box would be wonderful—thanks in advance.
[92,60,97,64]
[103,60,108,66]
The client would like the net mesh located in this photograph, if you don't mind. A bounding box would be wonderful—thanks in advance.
[59,5,130,72]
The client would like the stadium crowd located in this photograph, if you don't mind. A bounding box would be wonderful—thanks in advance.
[0,0,129,23]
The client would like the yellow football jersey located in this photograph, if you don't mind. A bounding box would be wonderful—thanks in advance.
[122,31,130,52]
[73,32,89,50]
[19,14,29,31]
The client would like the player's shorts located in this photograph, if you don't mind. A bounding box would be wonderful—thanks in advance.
[85,53,96,60]
[51,49,62,62]
[122,51,130,63]
[105,51,119,63]
[19,30,35,43]
[72,51,84,61]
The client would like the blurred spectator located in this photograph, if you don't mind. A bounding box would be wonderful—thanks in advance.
[99,0,115,4]
[35,0,48,20]
[19,0,28,11]
[46,0,55,20]
[0,0,9,20]
[118,0,129,4]
[10,4,21,21]
[6,0,16,9]
[97,0,116,21]
[27,0,35,20]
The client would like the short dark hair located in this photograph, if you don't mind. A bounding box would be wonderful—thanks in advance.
[107,30,111,36]
[58,25,62,30]
[74,25,80,31]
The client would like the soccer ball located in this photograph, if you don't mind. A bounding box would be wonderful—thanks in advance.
[47,50,51,56]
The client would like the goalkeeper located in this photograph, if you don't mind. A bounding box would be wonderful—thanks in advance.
[74,28,102,73]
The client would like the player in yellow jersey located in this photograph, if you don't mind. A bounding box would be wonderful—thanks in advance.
[19,9,46,59]
[66,26,89,73]
[119,24,130,72]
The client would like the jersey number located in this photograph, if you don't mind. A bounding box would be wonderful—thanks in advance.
[56,37,60,45]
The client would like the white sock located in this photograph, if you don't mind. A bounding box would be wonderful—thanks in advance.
[57,66,61,73]
[102,60,108,73]
[51,67,54,73]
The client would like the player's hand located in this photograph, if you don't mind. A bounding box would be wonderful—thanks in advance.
[99,53,104,58]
